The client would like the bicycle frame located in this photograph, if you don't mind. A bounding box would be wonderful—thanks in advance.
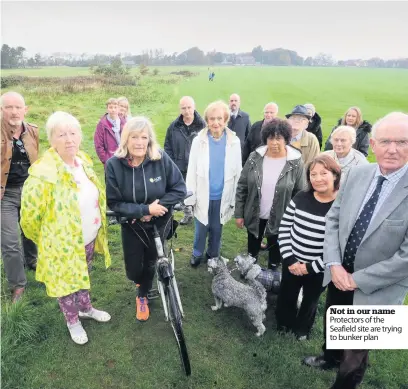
[153,224,185,320]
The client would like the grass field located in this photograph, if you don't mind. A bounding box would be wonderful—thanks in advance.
[2,66,408,389]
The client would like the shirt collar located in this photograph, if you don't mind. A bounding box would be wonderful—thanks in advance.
[374,163,408,183]
[291,131,303,142]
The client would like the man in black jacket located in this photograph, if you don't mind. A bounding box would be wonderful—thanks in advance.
[164,96,205,225]
[228,94,251,158]
[242,102,279,164]
[304,103,323,149]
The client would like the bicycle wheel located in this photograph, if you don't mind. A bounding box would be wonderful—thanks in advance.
[166,282,191,376]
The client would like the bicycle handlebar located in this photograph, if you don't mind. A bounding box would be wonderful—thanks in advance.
[107,191,193,222]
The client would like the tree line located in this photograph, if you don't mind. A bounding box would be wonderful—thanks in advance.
[2,44,408,69]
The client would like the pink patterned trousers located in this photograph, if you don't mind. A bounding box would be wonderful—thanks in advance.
[57,241,95,325]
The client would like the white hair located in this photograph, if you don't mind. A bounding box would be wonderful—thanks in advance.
[45,111,82,142]
[264,102,279,112]
[304,103,316,117]
[330,125,356,145]
[371,112,408,139]
[0,91,26,107]
[179,96,195,106]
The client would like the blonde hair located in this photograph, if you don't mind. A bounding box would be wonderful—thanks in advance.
[330,125,356,145]
[117,96,131,116]
[204,100,230,124]
[114,116,161,160]
[45,111,82,142]
[106,98,118,107]
[341,106,363,129]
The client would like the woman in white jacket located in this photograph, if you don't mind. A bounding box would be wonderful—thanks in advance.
[185,101,242,267]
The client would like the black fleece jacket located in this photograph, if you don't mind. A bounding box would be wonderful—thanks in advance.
[242,119,264,164]
[324,119,372,157]
[305,112,323,149]
[105,150,186,222]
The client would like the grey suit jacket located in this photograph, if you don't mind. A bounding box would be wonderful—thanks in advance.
[323,163,408,305]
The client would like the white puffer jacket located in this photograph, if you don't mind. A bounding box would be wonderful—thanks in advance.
[184,127,242,226]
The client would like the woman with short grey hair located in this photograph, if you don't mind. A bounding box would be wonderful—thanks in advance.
[322,125,368,185]
[21,111,111,345]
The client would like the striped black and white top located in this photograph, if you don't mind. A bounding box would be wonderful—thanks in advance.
[278,191,334,274]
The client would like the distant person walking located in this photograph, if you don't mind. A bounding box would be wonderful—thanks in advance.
[164,96,205,225]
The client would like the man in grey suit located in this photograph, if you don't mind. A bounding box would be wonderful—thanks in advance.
[303,112,408,389]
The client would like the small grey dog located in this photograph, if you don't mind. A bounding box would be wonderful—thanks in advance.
[207,257,267,336]
[234,253,303,307]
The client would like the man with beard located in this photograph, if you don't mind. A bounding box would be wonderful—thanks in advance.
[1,91,39,302]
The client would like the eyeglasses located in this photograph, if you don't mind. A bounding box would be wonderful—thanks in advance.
[376,139,408,149]
[15,139,27,154]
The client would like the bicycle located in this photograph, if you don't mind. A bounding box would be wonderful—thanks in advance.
[106,194,192,376]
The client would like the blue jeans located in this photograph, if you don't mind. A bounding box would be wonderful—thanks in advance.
[193,199,222,258]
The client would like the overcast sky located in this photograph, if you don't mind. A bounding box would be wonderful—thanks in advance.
[2,1,408,60]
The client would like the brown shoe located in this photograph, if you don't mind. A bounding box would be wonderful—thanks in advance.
[12,287,25,303]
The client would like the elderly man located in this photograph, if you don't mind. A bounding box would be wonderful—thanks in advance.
[303,112,408,389]
[1,91,39,302]
[164,96,205,225]
[304,103,323,149]
[242,102,279,164]
[227,94,251,153]
[286,105,320,166]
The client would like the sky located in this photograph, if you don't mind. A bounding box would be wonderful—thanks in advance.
[2,1,408,60]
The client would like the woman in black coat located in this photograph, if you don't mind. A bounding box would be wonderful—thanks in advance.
[324,106,371,157]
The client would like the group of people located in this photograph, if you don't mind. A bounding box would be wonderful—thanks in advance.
[1,88,408,389]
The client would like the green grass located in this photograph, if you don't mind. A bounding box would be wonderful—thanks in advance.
[1,66,408,389]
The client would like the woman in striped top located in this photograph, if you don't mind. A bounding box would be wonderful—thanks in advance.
[276,154,341,340]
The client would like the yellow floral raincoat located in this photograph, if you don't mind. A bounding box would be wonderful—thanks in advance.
[20,148,111,298]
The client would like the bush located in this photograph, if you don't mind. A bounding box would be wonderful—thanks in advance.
[91,58,130,77]
[152,68,159,76]
[139,64,149,76]
[1,75,28,88]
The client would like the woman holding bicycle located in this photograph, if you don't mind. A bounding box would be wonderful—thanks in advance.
[105,117,186,322]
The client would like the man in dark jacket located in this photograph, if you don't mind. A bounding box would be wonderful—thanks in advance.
[304,103,323,149]
[228,94,251,159]
[242,102,279,164]
[164,96,205,225]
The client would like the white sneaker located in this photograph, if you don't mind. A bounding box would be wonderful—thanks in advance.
[67,321,88,345]
[79,308,111,322]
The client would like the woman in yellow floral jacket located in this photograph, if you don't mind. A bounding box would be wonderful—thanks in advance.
[20,111,111,345]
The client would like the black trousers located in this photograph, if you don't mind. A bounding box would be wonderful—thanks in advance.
[247,219,281,268]
[275,260,324,337]
[323,281,369,389]
[121,221,166,297]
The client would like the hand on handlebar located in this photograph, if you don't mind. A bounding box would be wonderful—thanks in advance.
[149,199,168,217]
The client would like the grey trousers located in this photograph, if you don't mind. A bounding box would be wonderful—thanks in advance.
[1,186,37,289]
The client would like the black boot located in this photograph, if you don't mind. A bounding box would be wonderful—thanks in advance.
[190,254,201,267]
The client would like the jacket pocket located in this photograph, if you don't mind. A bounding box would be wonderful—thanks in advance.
[383,219,404,227]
